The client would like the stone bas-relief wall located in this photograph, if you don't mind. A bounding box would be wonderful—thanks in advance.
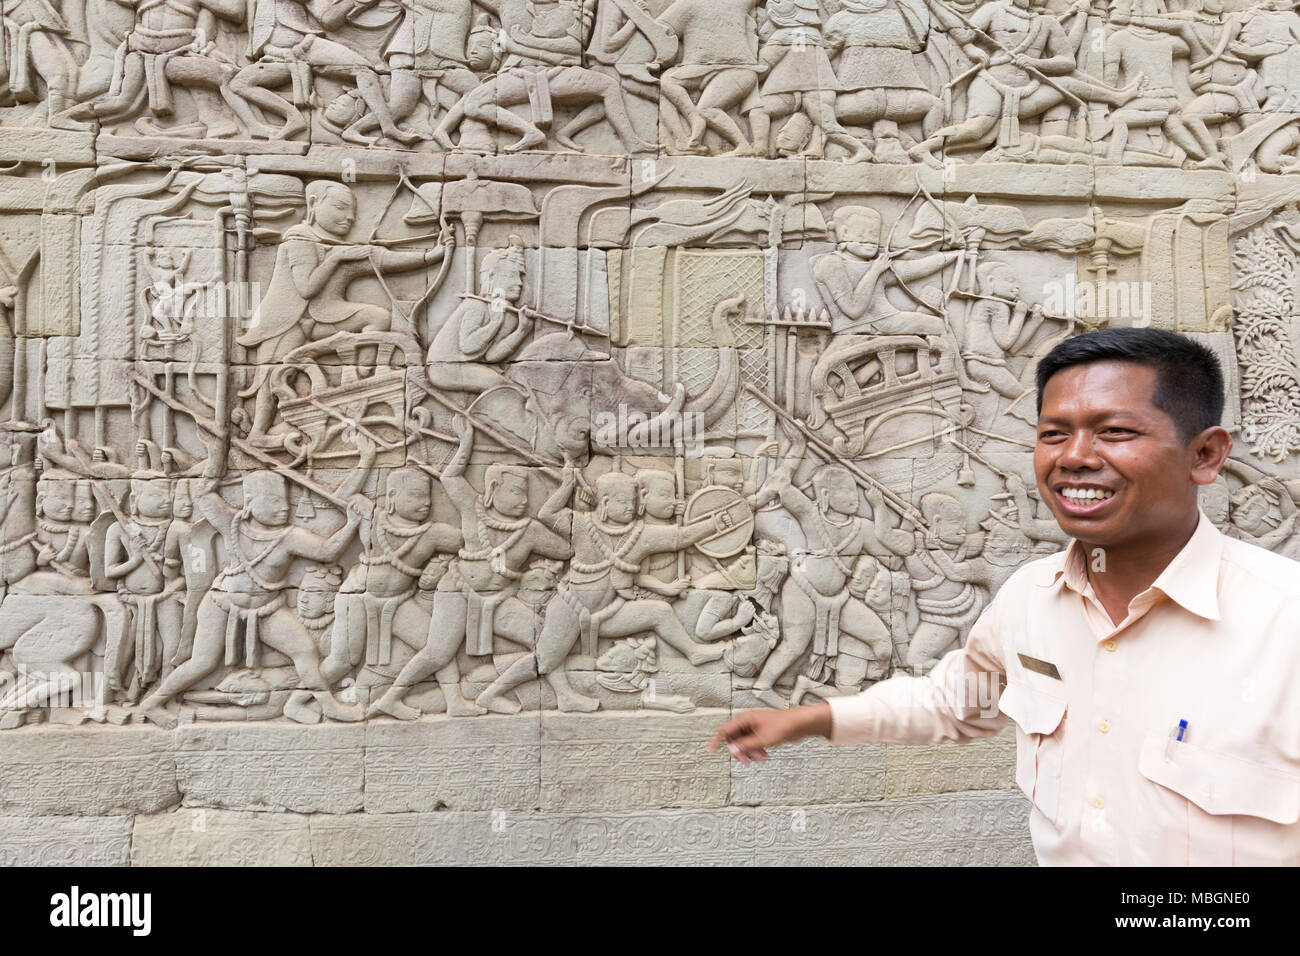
[0,0,1296,866]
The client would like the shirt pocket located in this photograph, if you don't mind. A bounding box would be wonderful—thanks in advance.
[998,681,1068,827]
[1137,732,1300,866]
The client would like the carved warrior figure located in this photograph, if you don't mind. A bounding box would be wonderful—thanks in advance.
[62,0,272,138]
[319,467,463,706]
[0,0,85,129]
[633,468,686,595]
[656,0,767,155]
[21,472,95,591]
[476,469,740,714]
[0,456,124,723]
[755,0,870,161]
[1103,7,1227,169]
[179,567,340,724]
[373,0,497,143]
[230,0,422,142]
[826,0,944,164]
[749,426,910,707]
[103,469,185,702]
[677,542,789,674]
[433,0,654,152]
[959,261,1055,423]
[238,180,449,437]
[812,206,963,336]
[903,490,994,670]
[0,441,38,595]
[1231,0,1300,113]
[369,415,572,719]
[137,435,376,728]
[425,237,533,394]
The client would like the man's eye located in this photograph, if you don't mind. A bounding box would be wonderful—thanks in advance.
[1037,431,1066,441]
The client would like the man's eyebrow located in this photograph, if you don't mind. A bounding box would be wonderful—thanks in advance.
[1036,410,1145,425]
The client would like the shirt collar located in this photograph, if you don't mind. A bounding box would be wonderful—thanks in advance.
[1038,509,1223,622]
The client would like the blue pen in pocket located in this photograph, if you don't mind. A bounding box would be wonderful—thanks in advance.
[1164,719,1188,759]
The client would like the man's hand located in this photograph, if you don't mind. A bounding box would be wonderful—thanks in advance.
[336,244,374,262]
[708,703,832,765]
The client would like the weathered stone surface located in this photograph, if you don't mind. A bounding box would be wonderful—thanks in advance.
[173,724,365,813]
[0,815,132,866]
[730,737,886,806]
[540,710,731,811]
[310,813,423,866]
[0,0,1292,869]
[364,714,540,813]
[0,726,178,815]
[884,728,1018,799]
[415,808,757,866]
[409,792,1034,866]
[132,809,313,866]
[753,791,1035,866]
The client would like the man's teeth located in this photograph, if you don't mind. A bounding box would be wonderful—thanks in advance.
[1061,487,1114,502]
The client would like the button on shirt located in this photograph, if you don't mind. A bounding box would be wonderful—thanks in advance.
[827,510,1300,865]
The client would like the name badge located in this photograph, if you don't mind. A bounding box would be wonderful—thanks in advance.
[1018,653,1062,680]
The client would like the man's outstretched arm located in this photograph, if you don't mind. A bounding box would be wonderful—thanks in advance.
[710,599,1009,763]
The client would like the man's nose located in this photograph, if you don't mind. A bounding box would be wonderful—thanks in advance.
[1058,430,1102,470]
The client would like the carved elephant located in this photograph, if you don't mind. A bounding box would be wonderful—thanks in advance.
[467,296,745,462]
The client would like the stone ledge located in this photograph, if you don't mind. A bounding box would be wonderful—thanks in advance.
[174,723,365,814]
[730,737,887,806]
[883,727,1018,798]
[363,714,541,813]
[0,715,1020,820]
[132,809,313,866]
[408,789,1032,865]
[310,812,423,866]
[0,815,132,866]
[0,725,179,816]
[121,790,1036,866]
[752,790,1034,866]
[539,709,732,811]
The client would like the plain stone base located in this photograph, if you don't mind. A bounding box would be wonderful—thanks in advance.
[0,714,1027,865]
[125,790,1034,866]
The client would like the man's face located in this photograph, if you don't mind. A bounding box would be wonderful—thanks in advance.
[40,481,75,521]
[640,476,677,520]
[298,587,333,620]
[492,474,529,518]
[488,262,524,303]
[713,461,744,492]
[817,471,858,515]
[990,270,1020,300]
[1034,361,1215,549]
[316,188,356,237]
[1235,491,1269,532]
[934,502,968,546]
[249,481,291,526]
[392,474,431,521]
[603,485,637,523]
[134,479,172,519]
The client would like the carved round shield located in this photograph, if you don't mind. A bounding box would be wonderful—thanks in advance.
[684,485,754,559]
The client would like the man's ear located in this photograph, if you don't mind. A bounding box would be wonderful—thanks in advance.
[1190,426,1232,486]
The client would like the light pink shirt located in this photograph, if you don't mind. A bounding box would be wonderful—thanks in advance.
[828,511,1300,865]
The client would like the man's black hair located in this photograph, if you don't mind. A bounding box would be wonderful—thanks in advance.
[1035,328,1224,443]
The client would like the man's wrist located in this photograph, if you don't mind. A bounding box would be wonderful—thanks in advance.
[793,701,833,741]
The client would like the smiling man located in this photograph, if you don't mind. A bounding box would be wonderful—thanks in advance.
[711,328,1300,865]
